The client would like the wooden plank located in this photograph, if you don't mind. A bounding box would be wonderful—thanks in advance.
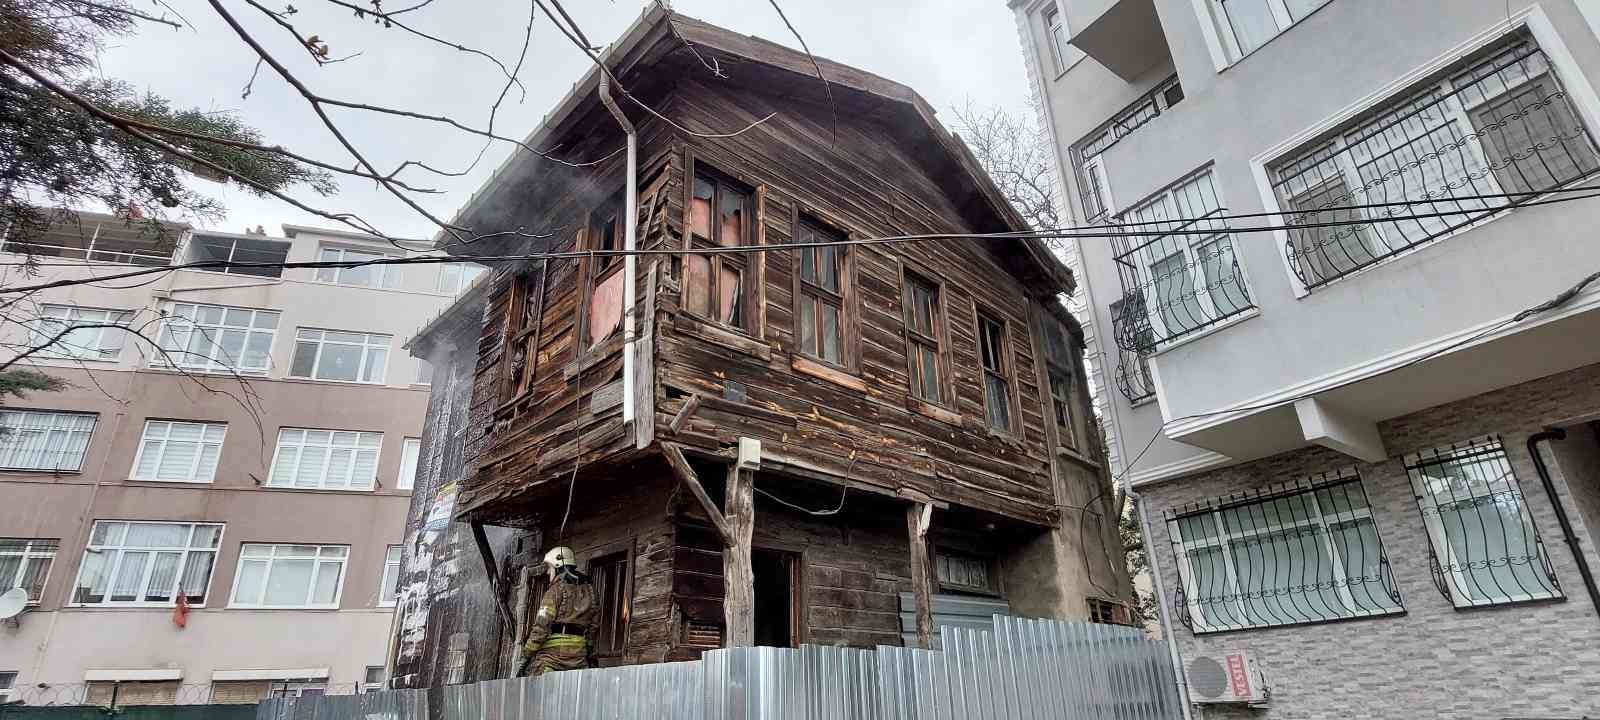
[723,462,755,648]
[905,502,934,649]
[470,521,518,636]
[634,261,659,450]
[668,394,701,435]
[662,443,733,545]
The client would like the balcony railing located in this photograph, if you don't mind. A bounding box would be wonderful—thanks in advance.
[1072,75,1183,224]
[1272,37,1600,289]
[1111,209,1255,356]
[1114,349,1156,404]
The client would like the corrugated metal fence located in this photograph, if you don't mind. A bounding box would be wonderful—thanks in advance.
[258,617,1182,720]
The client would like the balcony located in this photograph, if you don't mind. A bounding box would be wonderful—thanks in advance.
[1271,36,1600,291]
[1111,208,1256,357]
[1064,0,1170,82]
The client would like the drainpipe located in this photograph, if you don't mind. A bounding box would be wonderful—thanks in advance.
[598,66,638,428]
[1527,429,1600,623]
[1129,485,1194,720]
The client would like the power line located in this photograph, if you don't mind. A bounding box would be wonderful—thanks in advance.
[6,186,1600,296]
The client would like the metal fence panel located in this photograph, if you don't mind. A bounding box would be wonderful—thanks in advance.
[260,618,1182,720]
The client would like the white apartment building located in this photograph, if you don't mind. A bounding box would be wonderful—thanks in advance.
[1013,0,1600,717]
[0,212,481,706]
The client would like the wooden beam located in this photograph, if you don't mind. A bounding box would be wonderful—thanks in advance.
[906,501,935,649]
[668,393,701,435]
[662,442,733,545]
[469,521,518,635]
[724,461,755,648]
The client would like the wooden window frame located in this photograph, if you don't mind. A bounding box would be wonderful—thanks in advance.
[1033,308,1080,451]
[588,549,632,658]
[789,210,859,375]
[681,154,759,335]
[500,266,547,406]
[973,305,1021,436]
[581,194,627,353]
[933,547,1001,597]
[899,262,956,417]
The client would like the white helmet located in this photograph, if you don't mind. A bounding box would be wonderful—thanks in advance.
[543,546,576,568]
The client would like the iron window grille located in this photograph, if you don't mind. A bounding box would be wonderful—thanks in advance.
[1070,75,1183,224]
[1165,469,1403,633]
[1109,298,1156,404]
[1272,32,1600,290]
[1404,437,1562,608]
[1111,170,1255,356]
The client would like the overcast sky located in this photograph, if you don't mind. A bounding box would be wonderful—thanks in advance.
[99,0,1034,242]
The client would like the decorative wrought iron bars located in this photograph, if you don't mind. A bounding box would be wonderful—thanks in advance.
[1404,436,1562,608]
[1271,32,1600,289]
[1165,470,1403,634]
[1111,170,1255,356]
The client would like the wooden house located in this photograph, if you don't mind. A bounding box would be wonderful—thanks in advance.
[392,6,1132,683]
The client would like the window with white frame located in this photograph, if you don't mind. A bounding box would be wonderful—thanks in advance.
[396,438,420,491]
[0,538,56,602]
[1166,473,1402,633]
[185,234,290,278]
[130,421,226,483]
[0,410,95,471]
[379,545,402,606]
[71,521,222,606]
[1111,169,1252,352]
[0,672,14,703]
[1271,32,1600,289]
[268,681,327,698]
[361,666,387,694]
[267,428,382,490]
[230,543,348,608]
[1203,0,1331,62]
[314,246,400,288]
[435,263,485,295]
[153,303,278,374]
[30,305,133,360]
[289,329,391,383]
[1042,4,1081,74]
[415,359,434,386]
[1406,438,1562,608]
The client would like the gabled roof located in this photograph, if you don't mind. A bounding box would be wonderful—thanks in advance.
[442,5,1073,296]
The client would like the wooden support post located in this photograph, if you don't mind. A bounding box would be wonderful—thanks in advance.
[662,443,733,544]
[723,461,755,648]
[469,521,517,634]
[906,501,935,649]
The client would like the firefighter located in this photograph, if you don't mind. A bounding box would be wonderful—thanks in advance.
[516,546,596,677]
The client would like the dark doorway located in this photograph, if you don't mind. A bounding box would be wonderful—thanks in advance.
[751,548,800,647]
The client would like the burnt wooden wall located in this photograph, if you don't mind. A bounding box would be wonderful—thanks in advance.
[650,78,1058,525]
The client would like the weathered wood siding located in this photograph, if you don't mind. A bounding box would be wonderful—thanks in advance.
[653,79,1057,524]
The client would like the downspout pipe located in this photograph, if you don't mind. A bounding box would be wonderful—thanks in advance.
[1527,428,1600,623]
[598,66,638,428]
[1129,485,1194,720]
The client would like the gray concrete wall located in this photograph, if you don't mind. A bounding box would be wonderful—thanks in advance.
[1139,362,1600,719]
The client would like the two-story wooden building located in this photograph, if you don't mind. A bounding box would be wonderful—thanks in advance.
[391,7,1131,684]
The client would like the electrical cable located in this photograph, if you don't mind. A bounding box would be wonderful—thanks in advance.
[7,186,1600,296]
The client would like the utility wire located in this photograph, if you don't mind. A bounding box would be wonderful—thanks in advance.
[7,186,1600,296]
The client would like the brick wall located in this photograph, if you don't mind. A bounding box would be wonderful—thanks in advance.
[1140,362,1600,720]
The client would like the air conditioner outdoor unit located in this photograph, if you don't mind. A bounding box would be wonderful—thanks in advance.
[1185,650,1267,705]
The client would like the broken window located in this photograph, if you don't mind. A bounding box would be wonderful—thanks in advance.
[978,312,1012,432]
[934,550,996,595]
[684,169,752,331]
[1038,313,1078,449]
[586,198,626,350]
[795,218,849,368]
[590,552,630,657]
[902,271,946,406]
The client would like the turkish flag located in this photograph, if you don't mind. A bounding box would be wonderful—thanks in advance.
[173,592,190,628]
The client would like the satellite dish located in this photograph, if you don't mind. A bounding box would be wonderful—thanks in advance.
[0,588,29,620]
